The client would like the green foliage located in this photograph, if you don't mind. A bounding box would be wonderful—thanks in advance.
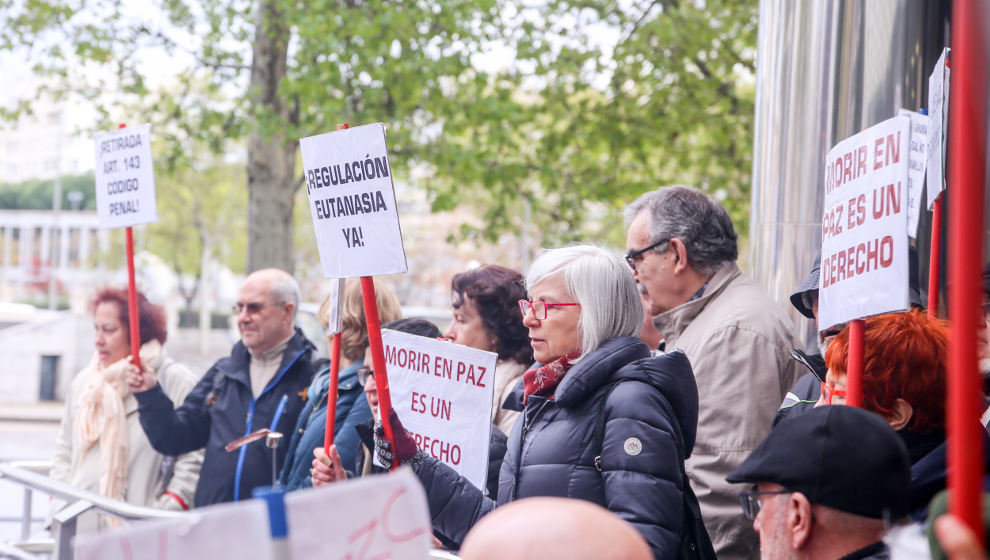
[0,173,97,210]
[429,0,758,245]
[147,160,247,279]
[1,0,758,254]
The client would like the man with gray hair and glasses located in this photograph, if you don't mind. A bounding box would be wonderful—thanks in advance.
[625,185,800,560]
[129,268,320,506]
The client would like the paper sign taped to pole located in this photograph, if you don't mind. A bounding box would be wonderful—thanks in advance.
[286,467,432,559]
[75,500,271,560]
[324,278,347,336]
[93,124,158,228]
[300,123,408,278]
[381,329,496,490]
[926,47,950,209]
[819,116,911,330]
[897,109,928,238]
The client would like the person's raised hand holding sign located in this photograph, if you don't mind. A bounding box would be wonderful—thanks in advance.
[374,409,423,471]
[125,360,157,393]
[311,445,348,486]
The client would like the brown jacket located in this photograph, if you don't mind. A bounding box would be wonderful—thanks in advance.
[654,262,800,560]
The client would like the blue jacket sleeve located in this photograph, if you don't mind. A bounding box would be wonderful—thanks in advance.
[415,456,497,546]
[600,381,684,559]
[134,367,214,455]
[279,398,318,489]
[333,390,373,474]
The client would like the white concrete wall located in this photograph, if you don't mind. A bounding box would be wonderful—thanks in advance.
[0,311,90,402]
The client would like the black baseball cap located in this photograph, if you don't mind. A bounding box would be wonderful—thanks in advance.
[727,406,911,519]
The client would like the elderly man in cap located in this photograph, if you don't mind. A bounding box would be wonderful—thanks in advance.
[728,406,911,560]
[625,185,800,559]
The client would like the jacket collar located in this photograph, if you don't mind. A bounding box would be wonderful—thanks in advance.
[502,338,649,412]
[554,337,650,407]
[218,327,314,388]
[652,261,741,343]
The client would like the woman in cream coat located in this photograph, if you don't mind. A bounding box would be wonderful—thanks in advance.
[51,288,202,531]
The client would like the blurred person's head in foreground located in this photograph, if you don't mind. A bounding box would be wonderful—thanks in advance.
[459,497,652,560]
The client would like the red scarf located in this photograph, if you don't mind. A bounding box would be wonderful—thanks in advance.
[523,350,581,405]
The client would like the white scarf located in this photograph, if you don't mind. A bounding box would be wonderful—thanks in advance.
[74,340,163,502]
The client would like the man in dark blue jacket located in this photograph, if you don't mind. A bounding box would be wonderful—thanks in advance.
[128,268,319,506]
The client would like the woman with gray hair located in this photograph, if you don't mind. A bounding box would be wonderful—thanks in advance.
[322,244,700,558]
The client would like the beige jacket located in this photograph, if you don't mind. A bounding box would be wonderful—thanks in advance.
[50,350,203,532]
[654,263,800,560]
[491,359,526,435]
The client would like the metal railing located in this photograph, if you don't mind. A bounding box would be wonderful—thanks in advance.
[0,461,461,560]
[0,461,185,559]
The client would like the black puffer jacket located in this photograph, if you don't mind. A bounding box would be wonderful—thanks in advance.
[135,328,318,506]
[415,336,698,559]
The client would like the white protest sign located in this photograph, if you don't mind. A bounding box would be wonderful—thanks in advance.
[897,109,928,238]
[819,116,911,329]
[300,123,408,278]
[285,467,432,559]
[325,278,347,336]
[382,329,496,490]
[93,124,158,228]
[75,500,271,560]
[926,48,950,209]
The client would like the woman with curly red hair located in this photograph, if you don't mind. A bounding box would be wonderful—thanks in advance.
[50,288,202,531]
[818,309,990,519]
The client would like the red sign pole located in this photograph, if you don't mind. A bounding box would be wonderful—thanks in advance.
[323,331,342,454]
[361,276,399,470]
[118,123,142,369]
[928,196,943,317]
[947,0,987,542]
[845,319,865,407]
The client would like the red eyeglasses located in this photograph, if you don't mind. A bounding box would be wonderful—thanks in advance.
[518,299,580,320]
[820,382,847,405]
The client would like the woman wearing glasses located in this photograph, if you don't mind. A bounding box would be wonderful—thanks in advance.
[317,245,700,558]
[443,265,533,435]
[816,309,990,521]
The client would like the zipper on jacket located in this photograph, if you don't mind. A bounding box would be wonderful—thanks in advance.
[233,348,307,501]
[513,398,552,501]
[522,399,551,438]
